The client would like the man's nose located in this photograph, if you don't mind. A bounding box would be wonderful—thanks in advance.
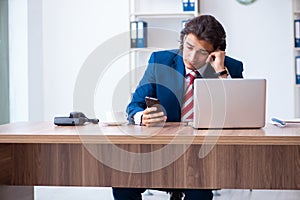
[189,51,199,63]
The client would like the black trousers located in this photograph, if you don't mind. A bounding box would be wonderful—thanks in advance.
[112,188,213,200]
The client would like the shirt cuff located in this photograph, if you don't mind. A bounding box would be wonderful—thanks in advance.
[133,111,144,125]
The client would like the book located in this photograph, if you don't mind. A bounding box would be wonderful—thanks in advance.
[296,56,300,84]
[182,0,189,11]
[137,21,147,48]
[130,21,147,48]
[181,20,188,29]
[189,0,195,11]
[130,21,137,48]
[294,19,300,47]
[182,0,195,11]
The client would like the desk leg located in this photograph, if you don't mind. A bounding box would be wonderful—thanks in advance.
[0,186,34,200]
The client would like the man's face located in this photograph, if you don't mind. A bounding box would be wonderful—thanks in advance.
[182,33,214,70]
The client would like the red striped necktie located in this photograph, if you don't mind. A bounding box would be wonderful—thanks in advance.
[181,70,201,122]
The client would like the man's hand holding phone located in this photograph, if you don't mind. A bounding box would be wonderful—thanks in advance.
[142,97,167,127]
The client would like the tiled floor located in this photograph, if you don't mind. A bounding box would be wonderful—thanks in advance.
[35,187,300,200]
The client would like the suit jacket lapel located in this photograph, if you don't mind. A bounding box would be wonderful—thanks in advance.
[173,52,185,104]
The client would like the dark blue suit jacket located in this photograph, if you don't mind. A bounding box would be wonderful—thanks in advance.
[127,49,243,123]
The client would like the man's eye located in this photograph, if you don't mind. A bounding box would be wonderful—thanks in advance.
[187,46,193,50]
[199,50,209,55]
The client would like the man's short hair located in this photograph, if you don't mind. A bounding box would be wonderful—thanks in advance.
[179,15,226,53]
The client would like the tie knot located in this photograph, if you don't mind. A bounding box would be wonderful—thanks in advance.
[191,70,200,76]
[189,70,200,85]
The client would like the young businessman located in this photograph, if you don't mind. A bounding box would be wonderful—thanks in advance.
[113,15,243,200]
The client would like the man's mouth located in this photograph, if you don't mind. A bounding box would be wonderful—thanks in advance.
[188,62,197,69]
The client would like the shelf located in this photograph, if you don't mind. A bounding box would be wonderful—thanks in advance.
[129,47,162,52]
[293,0,300,117]
[128,0,200,99]
[130,12,197,18]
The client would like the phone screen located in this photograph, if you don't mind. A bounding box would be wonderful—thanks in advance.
[145,96,163,112]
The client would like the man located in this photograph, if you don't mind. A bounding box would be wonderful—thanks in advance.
[113,15,243,200]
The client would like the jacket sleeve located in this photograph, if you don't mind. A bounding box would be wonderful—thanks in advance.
[225,56,244,78]
[126,52,157,123]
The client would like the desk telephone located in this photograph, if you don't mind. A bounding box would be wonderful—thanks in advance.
[54,112,99,126]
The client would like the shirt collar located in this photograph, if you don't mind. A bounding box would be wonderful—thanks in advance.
[185,63,208,77]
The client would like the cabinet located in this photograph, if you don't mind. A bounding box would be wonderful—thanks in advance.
[293,0,300,117]
[128,0,200,94]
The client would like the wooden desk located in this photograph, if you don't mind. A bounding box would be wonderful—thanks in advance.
[0,122,299,199]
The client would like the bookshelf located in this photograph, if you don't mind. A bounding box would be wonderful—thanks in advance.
[293,0,300,117]
[128,0,200,94]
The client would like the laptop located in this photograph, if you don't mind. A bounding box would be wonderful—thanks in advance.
[193,79,266,129]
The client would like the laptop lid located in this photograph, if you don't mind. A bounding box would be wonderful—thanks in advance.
[193,79,266,129]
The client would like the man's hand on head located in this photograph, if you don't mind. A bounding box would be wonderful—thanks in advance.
[206,50,226,72]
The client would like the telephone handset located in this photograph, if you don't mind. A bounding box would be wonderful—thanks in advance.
[54,112,99,126]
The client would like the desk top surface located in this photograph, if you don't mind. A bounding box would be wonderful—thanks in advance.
[0,122,299,145]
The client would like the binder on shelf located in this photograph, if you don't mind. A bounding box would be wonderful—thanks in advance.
[294,19,300,47]
[296,56,300,84]
[182,0,189,11]
[130,21,147,48]
[130,22,137,48]
[182,0,195,12]
[181,20,188,29]
[137,21,147,48]
[189,0,195,11]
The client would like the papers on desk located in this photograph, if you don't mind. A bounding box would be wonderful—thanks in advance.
[271,117,300,128]
[101,121,127,126]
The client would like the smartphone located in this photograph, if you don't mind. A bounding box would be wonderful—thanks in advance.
[145,96,163,112]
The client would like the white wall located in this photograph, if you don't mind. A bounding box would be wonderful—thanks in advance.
[28,0,44,121]
[42,0,130,121]
[9,0,29,121]
[9,0,295,122]
[201,0,294,120]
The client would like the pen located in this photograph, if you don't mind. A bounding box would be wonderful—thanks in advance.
[271,117,286,127]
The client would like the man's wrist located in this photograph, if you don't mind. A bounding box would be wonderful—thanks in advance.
[215,67,229,78]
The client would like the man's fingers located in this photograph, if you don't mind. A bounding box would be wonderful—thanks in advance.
[143,107,157,114]
[143,115,167,126]
[146,116,165,123]
[144,116,167,127]
[142,107,167,126]
[150,111,164,118]
[143,112,164,120]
